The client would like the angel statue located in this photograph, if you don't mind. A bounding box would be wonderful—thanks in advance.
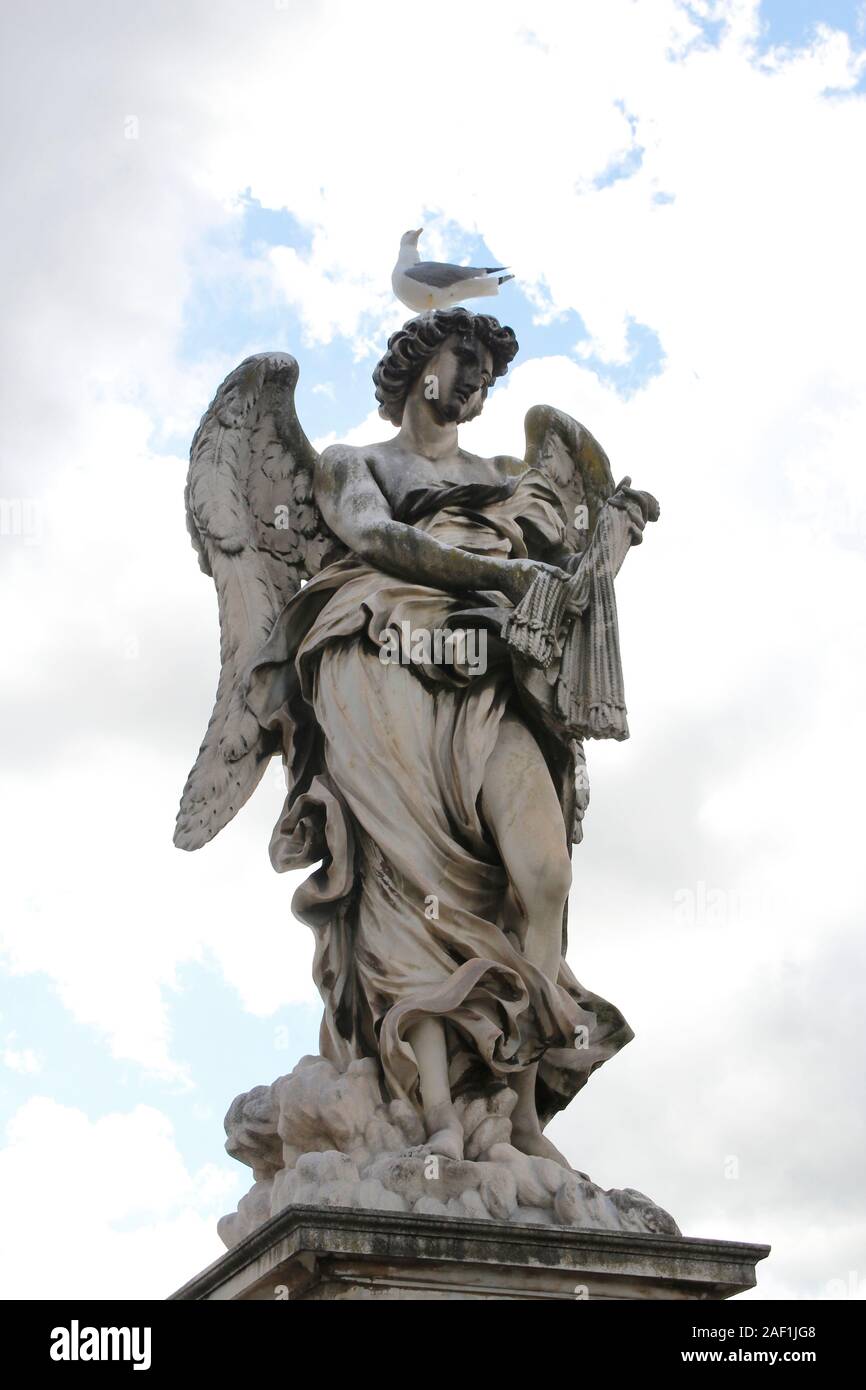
[176,307,659,1188]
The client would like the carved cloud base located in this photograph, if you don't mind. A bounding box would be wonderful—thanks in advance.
[217,1054,681,1247]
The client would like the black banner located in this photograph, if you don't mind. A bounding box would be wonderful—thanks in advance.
[0,1297,858,1373]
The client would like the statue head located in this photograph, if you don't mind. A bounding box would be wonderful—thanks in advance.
[373,308,519,427]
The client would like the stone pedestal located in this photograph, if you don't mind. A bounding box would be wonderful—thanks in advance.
[171,1207,770,1301]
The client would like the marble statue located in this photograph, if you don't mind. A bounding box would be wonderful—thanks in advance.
[175,307,674,1244]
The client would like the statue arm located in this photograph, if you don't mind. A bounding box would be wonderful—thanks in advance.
[493,453,584,572]
[315,446,545,603]
[523,529,584,573]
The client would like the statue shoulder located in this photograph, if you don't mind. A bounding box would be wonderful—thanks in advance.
[318,439,359,470]
[316,440,371,488]
[495,452,529,479]
[315,440,395,514]
[318,438,396,472]
[455,448,526,480]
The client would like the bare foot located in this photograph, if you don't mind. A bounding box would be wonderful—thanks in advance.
[423,1101,465,1161]
[510,1123,583,1173]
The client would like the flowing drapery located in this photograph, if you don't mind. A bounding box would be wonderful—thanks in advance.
[246,472,633,1125]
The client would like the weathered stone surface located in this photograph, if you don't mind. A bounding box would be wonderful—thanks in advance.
[174,1208,771,1302]
[175,310,765,1277]
[176,313,662,1191]
[217,1054,679,1249]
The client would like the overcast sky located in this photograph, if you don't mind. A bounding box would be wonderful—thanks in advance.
[1,0,864,1301]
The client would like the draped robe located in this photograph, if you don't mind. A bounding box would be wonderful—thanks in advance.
[247,469,633,1126]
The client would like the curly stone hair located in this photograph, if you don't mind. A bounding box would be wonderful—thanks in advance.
[372,308,519,425]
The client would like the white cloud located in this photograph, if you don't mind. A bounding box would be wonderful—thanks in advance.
[0,401,318,1080]
[2,1045,41,1076]
[0,1098,236,1298]
[268,243,393,354]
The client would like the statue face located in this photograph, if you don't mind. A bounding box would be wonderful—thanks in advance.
[427,334,495,425]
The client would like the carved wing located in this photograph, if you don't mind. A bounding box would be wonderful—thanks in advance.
[175,352,338,851]
[520,404,619,847]
[523,403,616,555]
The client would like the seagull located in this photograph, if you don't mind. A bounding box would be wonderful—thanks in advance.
[391,228,515,312]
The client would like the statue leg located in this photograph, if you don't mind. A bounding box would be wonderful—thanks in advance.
[480,711,574,1169]
[481,711,571,975]
[407,1016,465,1161]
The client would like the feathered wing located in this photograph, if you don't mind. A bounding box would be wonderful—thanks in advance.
[175,352,337,851]
[404,262,507,288]
[520,404,619,849]
[523,403,616,556]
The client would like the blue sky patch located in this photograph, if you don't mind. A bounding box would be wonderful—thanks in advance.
[592,101,645,190]
[0,965,320,1179]
[167,961,320,1172]
[577,318,667,397]
[237,194,312,260]
[592,143,645,190]
[758,0,865,50]
[678,0,865,56]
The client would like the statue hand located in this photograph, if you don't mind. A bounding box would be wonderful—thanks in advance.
[498,557,570,606]
[561,552,585,576]
[609,476,661,544]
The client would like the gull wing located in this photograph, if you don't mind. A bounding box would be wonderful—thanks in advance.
[404,261,506,289]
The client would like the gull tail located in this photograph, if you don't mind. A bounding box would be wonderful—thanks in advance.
[462,277,501,300]
[450,270,516,304]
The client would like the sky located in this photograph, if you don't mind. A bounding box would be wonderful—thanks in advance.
[0,0,864,1301]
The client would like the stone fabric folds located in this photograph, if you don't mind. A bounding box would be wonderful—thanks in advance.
[246,473,632,1127]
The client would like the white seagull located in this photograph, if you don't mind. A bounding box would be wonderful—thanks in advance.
[391,228,514,312]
